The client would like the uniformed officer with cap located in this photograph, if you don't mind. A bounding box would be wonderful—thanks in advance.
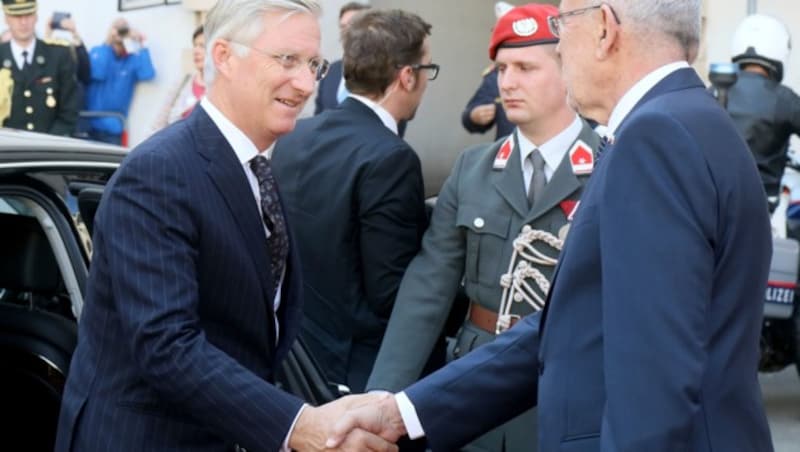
[0,0,80,135]
[367,3,599,451]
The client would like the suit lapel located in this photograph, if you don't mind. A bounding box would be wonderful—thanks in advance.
[524,121,599,223]
[492,131,529,218]
[190,107,276,313]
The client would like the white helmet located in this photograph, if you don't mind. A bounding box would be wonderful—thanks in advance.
[731,14,792,82]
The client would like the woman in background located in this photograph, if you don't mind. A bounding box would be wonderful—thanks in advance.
[153,25,204,130]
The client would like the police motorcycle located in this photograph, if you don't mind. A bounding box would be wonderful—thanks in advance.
[709,14,800,379]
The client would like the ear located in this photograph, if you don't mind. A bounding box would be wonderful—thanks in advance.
[397,65,416,91]
[595,4,620,59]
[211,39,234,78]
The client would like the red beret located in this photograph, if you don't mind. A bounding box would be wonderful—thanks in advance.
[489,3,559,60]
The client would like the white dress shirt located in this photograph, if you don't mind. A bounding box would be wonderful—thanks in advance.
[518,115,582,189]
[10,39,36,70]
[348,93,399,135]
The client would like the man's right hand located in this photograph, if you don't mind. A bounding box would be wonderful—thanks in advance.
[469,103,497,126]
[326,392,408,449]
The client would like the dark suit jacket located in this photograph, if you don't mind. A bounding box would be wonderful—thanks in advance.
[55,106,305,452]
[273,97,427,391]
[461,67,513,140]
[406,68,774,452]
[0,39,80,135]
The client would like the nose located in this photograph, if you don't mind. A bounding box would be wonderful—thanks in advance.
[291,66,316,97]
[498,68,516,93]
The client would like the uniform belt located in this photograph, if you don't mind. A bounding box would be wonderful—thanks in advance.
[469,301,519,334]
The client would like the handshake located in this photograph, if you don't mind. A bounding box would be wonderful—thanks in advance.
[287,391,409,451]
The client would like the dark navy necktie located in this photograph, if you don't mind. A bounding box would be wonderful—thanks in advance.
[597,135,612,163]
[250,155,289,293]
[21,50,31,73]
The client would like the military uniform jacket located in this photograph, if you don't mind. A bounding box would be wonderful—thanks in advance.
[0,39,80,136]
[368,120,599,392]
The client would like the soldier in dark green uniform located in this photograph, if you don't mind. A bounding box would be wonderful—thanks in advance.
[0,0,80,135]
[367,4,599,451]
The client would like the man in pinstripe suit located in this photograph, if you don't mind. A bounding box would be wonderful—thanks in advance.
[55,1,394,451]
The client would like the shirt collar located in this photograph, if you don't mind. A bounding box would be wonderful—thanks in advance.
[606,61,690,137]
[517,115,582,172]
[200,97,274,164]
[10,39,36,66]
[349,93,399,135]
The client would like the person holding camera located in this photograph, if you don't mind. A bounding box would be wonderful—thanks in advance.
[0,0,80,136]
[45,12,90,89]
[84,17,155,145]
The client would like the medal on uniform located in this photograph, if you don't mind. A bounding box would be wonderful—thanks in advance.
[493,136,514,170]
[559,200,579,220]
[46,95,57,108]
[2,59,11,69]
[569,140,594,175]
[36,56,45,65]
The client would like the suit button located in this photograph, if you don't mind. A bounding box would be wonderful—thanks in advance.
[538,362,545,376]
[25,106,33,114]
[23,90,31,98]
[26,123,34,130]
[473,217,485,229]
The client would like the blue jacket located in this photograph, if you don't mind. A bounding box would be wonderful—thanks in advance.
[86,44,155,134]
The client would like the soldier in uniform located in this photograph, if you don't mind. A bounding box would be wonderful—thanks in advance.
[0,0,80,136]
[366,4,599,451]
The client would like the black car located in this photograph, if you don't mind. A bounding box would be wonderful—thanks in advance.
[0,129,341,450]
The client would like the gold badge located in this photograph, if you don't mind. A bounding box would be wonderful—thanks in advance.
[46,95,57,108]
[558,224,570,242]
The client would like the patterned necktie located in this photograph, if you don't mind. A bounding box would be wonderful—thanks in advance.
[596,135,611,163]
[527,148,547,207]
[250,155,289,292]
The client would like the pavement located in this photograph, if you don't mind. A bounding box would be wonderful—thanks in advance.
[761,366,800,451]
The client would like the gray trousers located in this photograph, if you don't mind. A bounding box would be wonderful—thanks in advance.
[448,321,538,452]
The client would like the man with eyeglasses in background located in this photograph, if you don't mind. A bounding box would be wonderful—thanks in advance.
[272,9,434,395]
[327,1,775,451]
[56,1,396,451]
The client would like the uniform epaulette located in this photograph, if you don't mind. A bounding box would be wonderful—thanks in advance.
[481,63,496,77]
[42,38,71,47]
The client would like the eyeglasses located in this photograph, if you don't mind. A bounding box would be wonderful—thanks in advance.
[231,41,330,81]
[548,3,621,38]
[396,63,440,81]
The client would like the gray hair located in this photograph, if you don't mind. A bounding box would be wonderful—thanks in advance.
[601,0,701,56]
[203,0,321,84]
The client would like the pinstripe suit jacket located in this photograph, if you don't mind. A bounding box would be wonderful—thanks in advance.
[55,106,305,452]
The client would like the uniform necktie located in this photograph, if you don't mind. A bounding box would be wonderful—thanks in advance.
[21,50,31,72]
[527,148,546,207]
[250,155,289,294]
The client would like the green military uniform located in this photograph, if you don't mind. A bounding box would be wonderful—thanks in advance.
[368,120,599,451]
[0,38,80,136]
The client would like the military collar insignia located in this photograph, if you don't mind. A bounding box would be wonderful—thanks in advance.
[568,139,594,175]
[493,135,515,170]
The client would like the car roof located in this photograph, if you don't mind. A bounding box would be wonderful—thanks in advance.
[0,128,127,168]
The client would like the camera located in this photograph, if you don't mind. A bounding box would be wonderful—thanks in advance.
[51,11,71,30]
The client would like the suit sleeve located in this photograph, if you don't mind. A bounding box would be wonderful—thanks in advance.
[404,312,540,451]
[358,144,427,318]
[49,46,79,136]
[366,152,467,391]
[597,113,716,452]
[104,149,303,452]
[461,71,498,134]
